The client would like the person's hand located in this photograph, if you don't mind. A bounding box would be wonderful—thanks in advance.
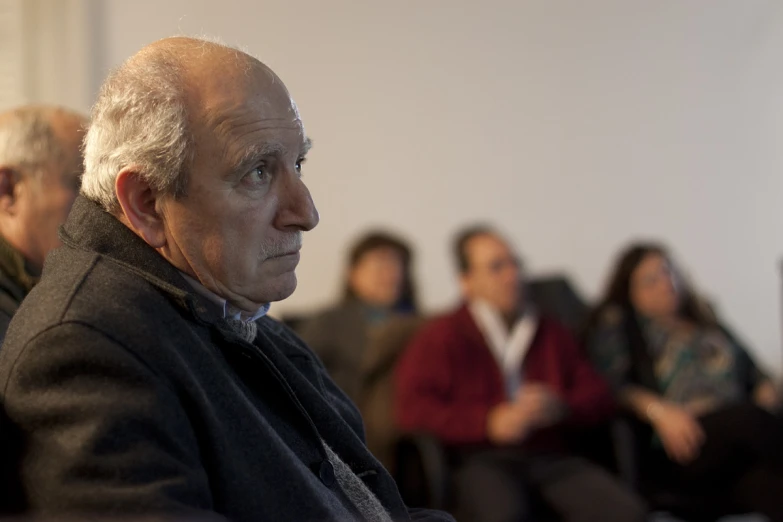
[754,380,780,413]
[487,401,531,445]
[516,383,565,429]
[649,402,705,465]
[487,384,566,445]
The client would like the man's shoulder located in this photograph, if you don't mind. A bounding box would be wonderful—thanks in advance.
[5,246,178,352]
[5,248,97,344]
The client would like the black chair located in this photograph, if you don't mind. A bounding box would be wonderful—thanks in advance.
[611,416,755,522]
[527,275,590,334]
[394,432,450,511]
[395,424,634,518]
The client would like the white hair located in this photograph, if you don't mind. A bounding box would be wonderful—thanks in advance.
[82,37,268,213]
[0,106,69,174]
[81,47,193,213]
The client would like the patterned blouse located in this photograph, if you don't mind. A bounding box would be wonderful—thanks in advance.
[587,307,764,413]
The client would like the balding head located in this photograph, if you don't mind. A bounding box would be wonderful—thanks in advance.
[0,105,87,271]
[85,36,318,309]
[82,36,292,213]
[0,105,85,176]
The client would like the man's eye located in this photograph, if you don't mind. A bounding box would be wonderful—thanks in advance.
[296,158,306,175]
[248,165,271,183]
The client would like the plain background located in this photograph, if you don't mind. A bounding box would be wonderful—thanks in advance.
[20,0,783,373]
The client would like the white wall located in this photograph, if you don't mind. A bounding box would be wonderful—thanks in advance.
[0,0,94,111]
[93,0,783,373]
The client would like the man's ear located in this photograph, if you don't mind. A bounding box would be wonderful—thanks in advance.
[459,273,472,298]
[115,167,167,248]
[0,167,19,215]
[347,265,359,291]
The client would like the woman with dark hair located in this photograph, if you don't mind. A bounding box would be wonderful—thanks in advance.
[584,242,783,520]
[298,230,418,402]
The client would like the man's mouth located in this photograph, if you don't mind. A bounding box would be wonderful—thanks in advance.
[270,249,301,259]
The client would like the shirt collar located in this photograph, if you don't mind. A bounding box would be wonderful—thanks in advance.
[468,299,539,398]
[180,273,269,323]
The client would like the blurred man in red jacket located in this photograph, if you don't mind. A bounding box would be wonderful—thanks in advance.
[395,226,645,522]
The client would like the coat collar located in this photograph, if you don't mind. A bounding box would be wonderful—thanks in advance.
[452,302,544,368]
[58,195,208,320]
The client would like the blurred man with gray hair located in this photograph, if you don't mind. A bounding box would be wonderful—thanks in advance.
[0,37,453,522]
[0,106,85,338]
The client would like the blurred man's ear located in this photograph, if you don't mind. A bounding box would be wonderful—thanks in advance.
[0,167,20,215]
[459,272,473,298]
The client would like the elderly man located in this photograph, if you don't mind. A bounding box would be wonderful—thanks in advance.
[0,37,453,522]
[0,106,85,337]
[395,226,645,522]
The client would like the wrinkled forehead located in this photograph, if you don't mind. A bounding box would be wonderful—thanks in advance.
[630,254,674,287]
[192,60,304,140]
[470,234,513,261]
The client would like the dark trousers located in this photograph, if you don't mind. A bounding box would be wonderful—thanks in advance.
[454,451,646,522]
[650,402,783,521]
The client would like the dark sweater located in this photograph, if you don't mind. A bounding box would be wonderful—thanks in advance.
[0,196,453,522]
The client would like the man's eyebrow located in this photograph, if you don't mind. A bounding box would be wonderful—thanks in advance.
[230,142,286,174]
[301,137,313,156]
[228,137,312,175]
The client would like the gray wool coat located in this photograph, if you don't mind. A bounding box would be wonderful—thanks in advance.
[0,196,454,522]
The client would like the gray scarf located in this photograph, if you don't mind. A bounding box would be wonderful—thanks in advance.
[323,443,392,522]
[222,317,259,344]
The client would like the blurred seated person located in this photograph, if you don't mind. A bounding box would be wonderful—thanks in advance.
[0,106,85,338]
[584,242,783,521]
[394,226,645,522]
[299,230,417,402]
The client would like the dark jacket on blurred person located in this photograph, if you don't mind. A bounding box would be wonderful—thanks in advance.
[0,105,86,340]
[299,300,420,472]
[358,315,426,471]
[395,304,616,452]
[0,235,37,337]
[0,197,453,522]
[299,298,389,401]
[299,231,418,403]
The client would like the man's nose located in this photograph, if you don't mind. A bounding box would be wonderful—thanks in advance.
[276,174,319,232]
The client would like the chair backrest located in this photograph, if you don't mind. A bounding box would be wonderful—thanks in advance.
[527,275,589,334]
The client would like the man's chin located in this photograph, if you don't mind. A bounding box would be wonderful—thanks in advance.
[255,273,298,304]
